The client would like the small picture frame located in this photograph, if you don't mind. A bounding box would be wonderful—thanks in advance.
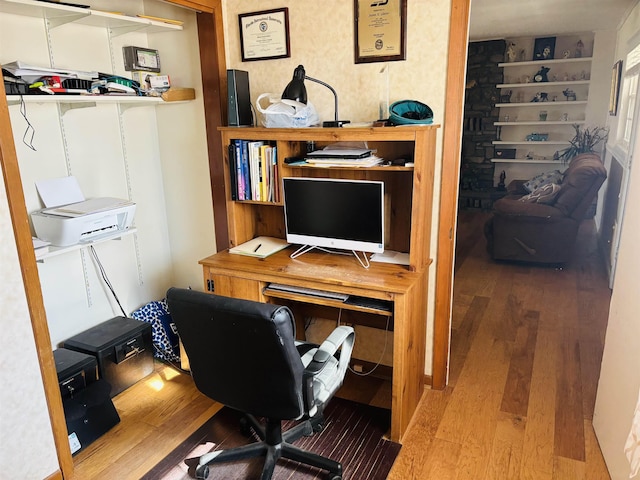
[533,37,556,61]
[238,8,290,62]
[609,60,623,116]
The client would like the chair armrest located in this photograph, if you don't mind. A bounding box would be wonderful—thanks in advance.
[305,326,355,376]
[301,326,355,415]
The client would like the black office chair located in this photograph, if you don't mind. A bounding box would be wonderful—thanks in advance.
[166,287,355,480]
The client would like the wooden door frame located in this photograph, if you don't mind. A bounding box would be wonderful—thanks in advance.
[0,0,469,476]
[432,0,470,389]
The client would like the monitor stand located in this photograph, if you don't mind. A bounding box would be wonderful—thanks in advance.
[289,245,371,269]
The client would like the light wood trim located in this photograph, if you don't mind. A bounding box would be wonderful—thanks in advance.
[0,72,73,476]
[432,0,470,390]
[167,0,214,13]
[44,471,63,480]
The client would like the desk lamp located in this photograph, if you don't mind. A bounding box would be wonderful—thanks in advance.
[281,65,349,127]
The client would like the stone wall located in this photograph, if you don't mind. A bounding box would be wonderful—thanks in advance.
[460,40,505,202]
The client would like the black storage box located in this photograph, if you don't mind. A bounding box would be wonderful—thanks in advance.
[54,348,98,398]
[63,316,154,397]
[53,348,120,455]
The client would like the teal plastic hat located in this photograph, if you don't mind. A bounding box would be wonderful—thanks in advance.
[389,100,433,125]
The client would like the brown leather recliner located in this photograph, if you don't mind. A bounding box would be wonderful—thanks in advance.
[484,153,607,264]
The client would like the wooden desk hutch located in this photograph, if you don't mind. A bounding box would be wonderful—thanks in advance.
[200,126,439,443]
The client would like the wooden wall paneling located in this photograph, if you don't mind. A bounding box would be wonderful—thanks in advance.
[198,2,228,250]
[433,0,471,390]
[0,71,70,479]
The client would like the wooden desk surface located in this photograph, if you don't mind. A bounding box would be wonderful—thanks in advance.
[200,247,430,299]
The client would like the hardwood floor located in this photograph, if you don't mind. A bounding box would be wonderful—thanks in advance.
[387,210,612,479]
[73,210,612,479]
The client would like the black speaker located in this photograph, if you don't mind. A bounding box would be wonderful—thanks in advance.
[227,69,252,127]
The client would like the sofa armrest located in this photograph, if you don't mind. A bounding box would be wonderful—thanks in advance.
[493,197,564,219]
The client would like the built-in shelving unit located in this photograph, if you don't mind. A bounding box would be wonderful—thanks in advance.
[0,0,183,33]
[493,33,594,170]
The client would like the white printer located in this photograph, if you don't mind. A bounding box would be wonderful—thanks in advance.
[32,197,136,247]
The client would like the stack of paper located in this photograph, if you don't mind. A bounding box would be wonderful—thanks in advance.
[305,146,383,167]
[229,236,289,258]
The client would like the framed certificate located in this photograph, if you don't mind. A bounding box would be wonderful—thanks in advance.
[354,0,407,64]
[239,8,290,62]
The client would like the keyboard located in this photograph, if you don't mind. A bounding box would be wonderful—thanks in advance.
[265,283,349,302]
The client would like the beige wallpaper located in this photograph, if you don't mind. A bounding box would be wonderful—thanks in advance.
[222,0,453,374]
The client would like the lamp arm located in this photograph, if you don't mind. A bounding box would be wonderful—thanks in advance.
[305,75,338,122]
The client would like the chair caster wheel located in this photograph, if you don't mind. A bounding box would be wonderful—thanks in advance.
[326,474,342,480]
[194,464,209,479]
[313,421,324,433]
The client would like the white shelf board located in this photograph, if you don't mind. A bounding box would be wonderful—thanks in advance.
[0,0,181,32]
[6,94,166,106]
[493,140,570,145]
[498,80,590,89]
[499,57,592,68]
[35,228,137,262]
[495,120,585,126]
[496,101,588,108]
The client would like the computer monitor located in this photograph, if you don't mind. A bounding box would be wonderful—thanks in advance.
[282,177,384,254]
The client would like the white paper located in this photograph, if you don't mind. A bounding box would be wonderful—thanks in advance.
[35,176,85,208]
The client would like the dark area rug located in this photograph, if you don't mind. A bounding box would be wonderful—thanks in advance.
[142,398,401,480]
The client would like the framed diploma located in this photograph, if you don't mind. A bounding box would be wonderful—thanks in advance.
[354,0,407,64]
[239,8,291,62]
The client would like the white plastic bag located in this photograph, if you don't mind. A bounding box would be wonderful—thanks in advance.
[256,93,320,128]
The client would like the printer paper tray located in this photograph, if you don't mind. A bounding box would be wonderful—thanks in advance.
[36,228,137,262]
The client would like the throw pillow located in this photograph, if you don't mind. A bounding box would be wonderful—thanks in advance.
[519,182,562,204]
[523,169,563,193]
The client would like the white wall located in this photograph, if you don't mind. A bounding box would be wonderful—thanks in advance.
[221,0,452,374]
[0,172,58,478]
[594,2,640,478]
[0,0,214,347]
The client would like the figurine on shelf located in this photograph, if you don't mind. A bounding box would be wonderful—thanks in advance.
[534,66,550,82]
[563,50,571,59]
[531,92,549,102]
[506,42,517,63]
[497,170,506,191]
[575,39,584,58]
[519,49,527,62]
[500,90,513,103]
[563,89,577,101]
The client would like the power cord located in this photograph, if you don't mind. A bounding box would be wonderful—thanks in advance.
[89,245,127,318]
[19,95,36,151]
[336,308,391,377]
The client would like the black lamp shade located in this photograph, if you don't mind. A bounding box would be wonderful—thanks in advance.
[282,65,307,104]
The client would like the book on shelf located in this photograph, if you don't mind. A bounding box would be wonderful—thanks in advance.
[228,236,289,258]
[229,140,278,202]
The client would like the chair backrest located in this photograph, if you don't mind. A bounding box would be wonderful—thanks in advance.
[166,288,305,420]
[556,153,607,219]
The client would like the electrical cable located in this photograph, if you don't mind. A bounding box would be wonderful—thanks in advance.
[337,308,391,377]
[89,245,127,318]
[19,95,36,151]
